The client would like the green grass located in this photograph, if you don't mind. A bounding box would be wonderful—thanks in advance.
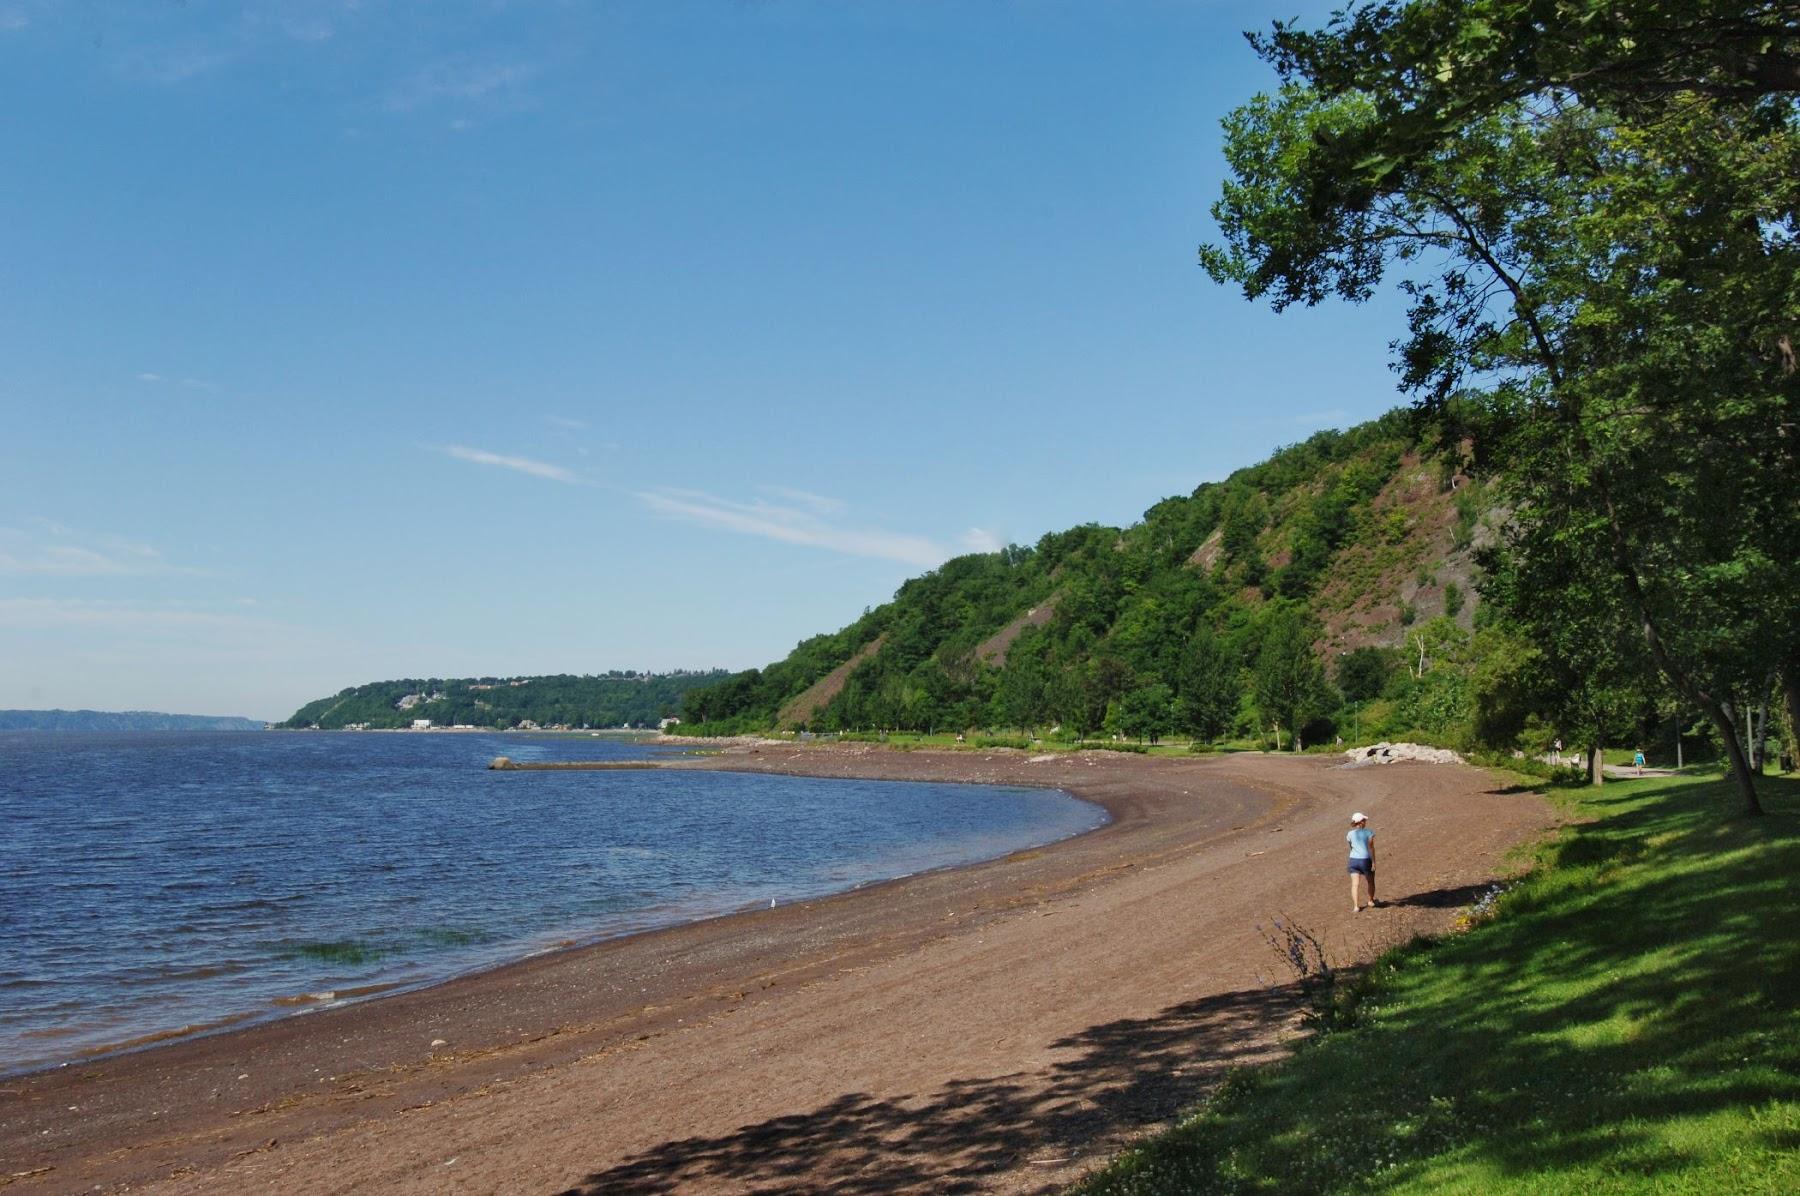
[1072,771,1800,1195]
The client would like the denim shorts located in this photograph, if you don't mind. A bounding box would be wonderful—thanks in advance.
[1347,857,1374,876]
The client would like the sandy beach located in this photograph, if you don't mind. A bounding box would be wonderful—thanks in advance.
[0,745,1556,1194]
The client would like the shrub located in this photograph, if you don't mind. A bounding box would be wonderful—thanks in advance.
[1259,918,1349,1031]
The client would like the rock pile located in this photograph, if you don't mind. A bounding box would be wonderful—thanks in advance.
[1344,742,1465,766]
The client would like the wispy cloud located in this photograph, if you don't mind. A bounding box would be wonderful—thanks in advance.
[386,57,538,112]
[436,444,582,485]
[135,371,220,392]
[759,486,845,517]
[111,35,234,85]
[0,523,190,576]
[11,1,358,86]
[546,415,589,431]
[637,488,952,568]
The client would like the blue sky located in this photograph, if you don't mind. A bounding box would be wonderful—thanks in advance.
[0,0,1408,720]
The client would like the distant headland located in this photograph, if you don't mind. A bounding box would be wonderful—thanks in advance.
[280,670,729,731]
[0,709,266,732]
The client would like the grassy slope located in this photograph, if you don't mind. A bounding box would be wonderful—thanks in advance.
[1073,772,1800,1195]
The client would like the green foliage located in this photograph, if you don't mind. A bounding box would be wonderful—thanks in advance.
[1451,482,1482,550]
[1202,5,1800,812]
[1117,682,1176,743]
[282,671,728,730]
[1253,1,1800,197]
[1074,772,1800,1195]
[1335,645,1397,704]
[677,408,1535,750]
[1468,625,1549,749]
[1252,604,1337,750]
[1177,625,1241,742]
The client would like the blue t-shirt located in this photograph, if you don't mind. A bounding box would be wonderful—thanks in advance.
[1347,827,1375,859]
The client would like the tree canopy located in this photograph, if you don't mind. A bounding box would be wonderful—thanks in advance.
[1202,1,1800,812]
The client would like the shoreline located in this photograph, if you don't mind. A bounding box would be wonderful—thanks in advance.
[0,743,1558,1194]
[3,766,1105,1083]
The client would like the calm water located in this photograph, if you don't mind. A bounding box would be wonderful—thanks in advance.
[0,731,1102,1075]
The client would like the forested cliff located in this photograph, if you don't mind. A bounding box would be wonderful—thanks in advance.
[682,407,1510,750]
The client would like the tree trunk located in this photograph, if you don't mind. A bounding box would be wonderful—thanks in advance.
[1702,697,1764,816]
[1591,471,1763,813]
[1589,742,1604,787]
[1783,659,1800,772]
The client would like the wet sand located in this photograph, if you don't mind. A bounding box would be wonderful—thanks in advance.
[0,745,1557,1194]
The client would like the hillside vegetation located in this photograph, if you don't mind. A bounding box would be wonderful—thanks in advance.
[282,670,727,730]
[682,407,1522,753]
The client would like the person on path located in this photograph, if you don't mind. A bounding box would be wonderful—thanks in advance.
[1348,812,1377,912]
[1633,748,1646,776]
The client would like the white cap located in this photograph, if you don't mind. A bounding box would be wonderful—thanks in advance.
[1351,812,1367,823]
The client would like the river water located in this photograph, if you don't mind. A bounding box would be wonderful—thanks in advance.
[0,730,1101,1075]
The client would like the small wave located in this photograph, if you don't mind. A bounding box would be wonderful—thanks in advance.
[417,927,495,949]
[335,981,401,1000]
[271,980,400,1006]
[213,896,305,913]
[18,1023,88,1041]
[74,1011,259,1056]
[130,961,250,984]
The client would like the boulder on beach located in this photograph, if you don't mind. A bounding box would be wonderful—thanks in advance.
[489,756,514,770]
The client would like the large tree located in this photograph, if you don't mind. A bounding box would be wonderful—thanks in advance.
[1202,4,1800,813]
[1253,605,1336,751]
[1178,624,1242,741]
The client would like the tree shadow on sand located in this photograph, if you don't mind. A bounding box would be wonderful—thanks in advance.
[554,983,1305,1195]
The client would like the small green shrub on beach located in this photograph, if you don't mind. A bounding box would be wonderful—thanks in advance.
[1071,772,1800,1195]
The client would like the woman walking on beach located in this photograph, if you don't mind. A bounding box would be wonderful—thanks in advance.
[1348,813,1377,911]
